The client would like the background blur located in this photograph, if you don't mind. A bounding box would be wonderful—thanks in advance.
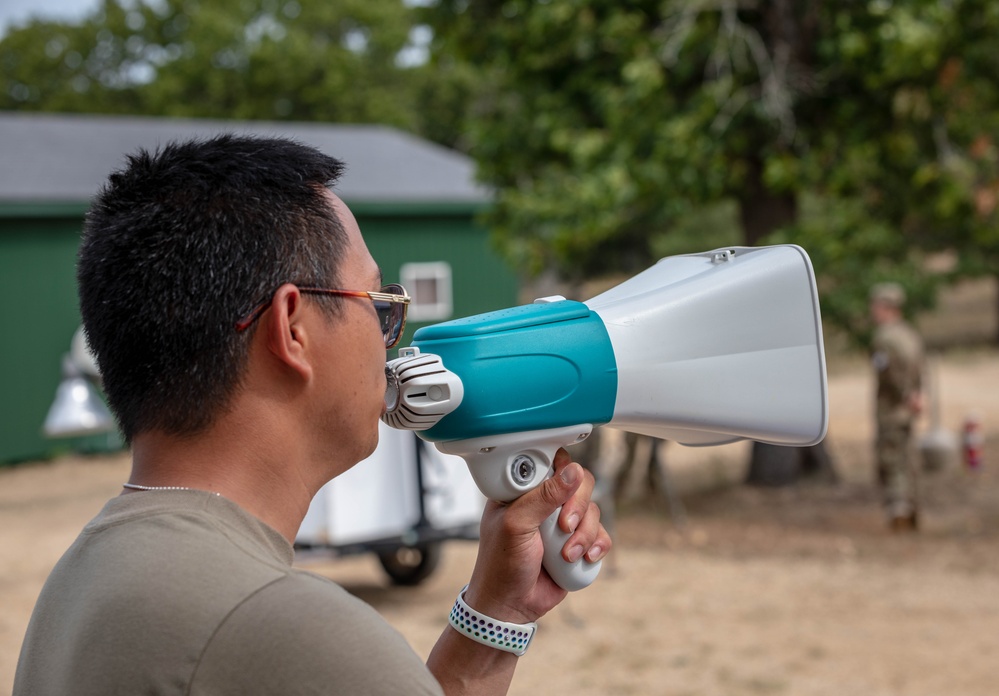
[1,1,997,694]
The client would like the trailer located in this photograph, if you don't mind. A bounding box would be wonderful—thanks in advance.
[295,421,485,585]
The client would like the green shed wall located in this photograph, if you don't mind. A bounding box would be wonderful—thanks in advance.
[354,206,519,348]
[0,211,122,463]
[0,204,518,464]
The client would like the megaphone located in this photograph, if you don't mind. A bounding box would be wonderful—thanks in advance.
[383,245,828,590]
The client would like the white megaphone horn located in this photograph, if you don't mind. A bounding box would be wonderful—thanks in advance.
[384,245,828,590]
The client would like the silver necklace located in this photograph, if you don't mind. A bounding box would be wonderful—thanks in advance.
[122,483,220,496]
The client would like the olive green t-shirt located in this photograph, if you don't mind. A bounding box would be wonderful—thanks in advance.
[14,489,444,695]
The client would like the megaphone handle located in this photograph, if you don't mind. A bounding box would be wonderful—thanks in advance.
[439,425,602,591]
[539,502,603,591]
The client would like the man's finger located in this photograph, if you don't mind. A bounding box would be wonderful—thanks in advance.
[509,458,583,529]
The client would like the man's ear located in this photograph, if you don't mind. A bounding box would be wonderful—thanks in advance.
[263,284,313,382]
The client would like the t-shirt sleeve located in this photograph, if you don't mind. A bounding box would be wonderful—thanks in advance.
[189,573,444,696]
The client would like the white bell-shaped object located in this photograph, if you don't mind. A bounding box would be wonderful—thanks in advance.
[43,354,115,438]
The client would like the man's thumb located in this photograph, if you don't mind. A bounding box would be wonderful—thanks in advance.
[515,460,582,526]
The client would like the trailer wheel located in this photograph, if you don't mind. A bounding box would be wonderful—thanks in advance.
[377,542,443,586]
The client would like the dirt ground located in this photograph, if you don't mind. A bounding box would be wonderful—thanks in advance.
[2,350,998,696]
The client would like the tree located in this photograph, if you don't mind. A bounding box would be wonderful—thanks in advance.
[425,0,999,338]
[0,0,433,130]
[425,0,999,485]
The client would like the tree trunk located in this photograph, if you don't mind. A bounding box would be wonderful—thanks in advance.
[745,442,800,486]
[738,156,798,246]
[745,440,837,486]
[738,157,836,485]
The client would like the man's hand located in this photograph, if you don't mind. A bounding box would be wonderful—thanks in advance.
[463,448,612,624]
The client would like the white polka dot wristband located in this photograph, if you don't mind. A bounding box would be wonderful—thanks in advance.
[448,585,537,656]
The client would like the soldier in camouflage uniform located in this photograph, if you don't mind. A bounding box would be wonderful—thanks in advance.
[870,283,925,531]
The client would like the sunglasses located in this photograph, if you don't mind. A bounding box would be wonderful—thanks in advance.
[236,283,411,349]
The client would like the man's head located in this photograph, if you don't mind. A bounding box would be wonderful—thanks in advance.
[869,282,906,326]
[78,135,349,443]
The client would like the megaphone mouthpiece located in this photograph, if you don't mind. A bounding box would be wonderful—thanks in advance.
[383,348,464,430]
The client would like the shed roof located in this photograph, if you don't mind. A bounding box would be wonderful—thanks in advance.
[0,112,490,206]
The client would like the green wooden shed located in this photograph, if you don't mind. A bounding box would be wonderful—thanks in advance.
[0,112,518,464]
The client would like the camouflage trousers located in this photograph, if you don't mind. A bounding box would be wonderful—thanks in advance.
[876,422,918,517]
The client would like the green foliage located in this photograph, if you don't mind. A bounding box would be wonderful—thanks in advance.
[0,0,433,129]
[426,0,999,342]
[4,0,998,344]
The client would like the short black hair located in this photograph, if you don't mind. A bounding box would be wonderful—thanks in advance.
[78,134,348,442]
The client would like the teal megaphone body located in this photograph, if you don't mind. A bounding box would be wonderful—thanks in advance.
[383,245,828,591]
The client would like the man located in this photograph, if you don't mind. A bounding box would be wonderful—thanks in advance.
[15,135,610,695]
[869,282,924,531]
